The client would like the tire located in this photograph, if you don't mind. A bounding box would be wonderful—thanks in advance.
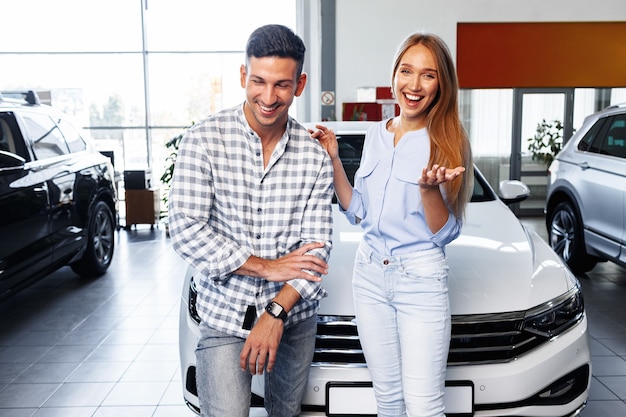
[71,201,115,277]
[548,201,597,273]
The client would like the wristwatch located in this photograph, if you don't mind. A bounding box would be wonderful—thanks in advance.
[265,301,288,322]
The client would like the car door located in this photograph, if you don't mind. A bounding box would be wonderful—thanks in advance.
[598,116,626,263]
[575,114,626,259]
[0,112,51,293]
[20,110,82,265]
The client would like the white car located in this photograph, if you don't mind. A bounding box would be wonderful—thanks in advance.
[179,121,590,417]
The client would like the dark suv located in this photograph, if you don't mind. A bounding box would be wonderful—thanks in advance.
[546,102,626,273]
[0,90,117,297]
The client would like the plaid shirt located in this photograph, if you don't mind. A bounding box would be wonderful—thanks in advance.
[169,104,333,338]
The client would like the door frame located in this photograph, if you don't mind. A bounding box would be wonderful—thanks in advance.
[510,88,575,216]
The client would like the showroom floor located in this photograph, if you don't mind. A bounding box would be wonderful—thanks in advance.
[0,218,625,417]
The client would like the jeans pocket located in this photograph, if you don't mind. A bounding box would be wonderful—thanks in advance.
[403,255,448,282]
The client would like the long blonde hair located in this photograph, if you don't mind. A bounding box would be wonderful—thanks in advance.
[391,32,473,218]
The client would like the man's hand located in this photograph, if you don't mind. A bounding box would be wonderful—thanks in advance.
[236,242,329,282]
[264,242,328,282]
[240,313,284,374]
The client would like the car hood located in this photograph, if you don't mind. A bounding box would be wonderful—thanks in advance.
[319,200,577,316]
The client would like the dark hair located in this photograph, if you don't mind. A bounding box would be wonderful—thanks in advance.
[245,24,306,75]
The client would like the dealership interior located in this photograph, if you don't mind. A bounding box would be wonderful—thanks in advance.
[2,0,626,416]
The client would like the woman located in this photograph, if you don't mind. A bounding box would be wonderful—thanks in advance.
[312,32,473,417]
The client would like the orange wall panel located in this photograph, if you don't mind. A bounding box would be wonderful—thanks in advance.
[457,22,626,89]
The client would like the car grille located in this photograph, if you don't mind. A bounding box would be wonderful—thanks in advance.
[449,312,545,365]
[313,316,365,365]
[313,312,546,366]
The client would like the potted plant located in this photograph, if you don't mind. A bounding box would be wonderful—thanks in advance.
[160,123,194,233]
[527,119,564,167]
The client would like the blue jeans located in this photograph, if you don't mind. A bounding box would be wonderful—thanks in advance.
[353,243,451,417]
[196,314,317,417]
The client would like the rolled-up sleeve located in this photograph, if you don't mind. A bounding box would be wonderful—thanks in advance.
[430,212,462,248]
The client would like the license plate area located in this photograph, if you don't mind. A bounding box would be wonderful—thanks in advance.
[326,381,474,417]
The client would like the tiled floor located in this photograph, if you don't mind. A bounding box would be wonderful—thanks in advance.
[0,218,625,416]
[0,225,195,417]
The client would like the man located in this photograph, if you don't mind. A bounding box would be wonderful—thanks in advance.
[168,24,333,417]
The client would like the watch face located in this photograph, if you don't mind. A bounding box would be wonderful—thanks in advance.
[266,302,286,320]
[267,302,281,316]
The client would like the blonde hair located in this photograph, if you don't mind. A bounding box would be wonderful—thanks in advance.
[391,32,473,218]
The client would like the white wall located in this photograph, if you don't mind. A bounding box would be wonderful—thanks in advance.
[333,0,626,120]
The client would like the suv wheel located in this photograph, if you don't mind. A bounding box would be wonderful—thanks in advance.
[71,201,115,277]
[548,201,597,273]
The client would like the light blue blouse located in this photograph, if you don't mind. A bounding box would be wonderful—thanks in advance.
[342,120,461,256]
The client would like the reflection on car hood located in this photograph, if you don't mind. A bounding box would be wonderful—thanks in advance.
[319,200,576,316]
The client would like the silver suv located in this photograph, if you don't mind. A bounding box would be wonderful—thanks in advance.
[546,102,626,273]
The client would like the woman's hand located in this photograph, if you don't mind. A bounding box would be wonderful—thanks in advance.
[419,164,466,233]
[418,164,465,188]
[310,124,354,210]
[309,124,339,161]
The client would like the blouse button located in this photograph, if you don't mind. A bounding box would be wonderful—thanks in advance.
[383,259,389,265]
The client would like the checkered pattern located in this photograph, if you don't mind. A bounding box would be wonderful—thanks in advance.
[169,104,333,338]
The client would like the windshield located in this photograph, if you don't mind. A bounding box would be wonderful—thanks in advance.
[336,133,496,204]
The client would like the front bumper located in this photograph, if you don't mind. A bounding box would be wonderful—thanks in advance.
[180,309,589,417]
[179,284,591,417]
[299,314,590,417]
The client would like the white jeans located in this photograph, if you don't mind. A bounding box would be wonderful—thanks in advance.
[353,243,451,417]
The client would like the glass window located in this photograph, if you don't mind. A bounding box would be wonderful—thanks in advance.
[578,114,626,158]
[147,53,244,126]
[0,0,296,174]
[0,0,142,52]
[0,119,11,153]
[1,114,25,158]
[58,118,87,153]
[145,0,296,51]
[611,89,626,104]
[601,115,626,158]
[337,133,365,186]
[0,54,146,130]
[459,89,513,189]
[608,115,626,130]
[22,112,70,160]
[577,118,606,153]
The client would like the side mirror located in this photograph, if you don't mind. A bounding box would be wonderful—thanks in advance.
[498,180,530,205]
[0,150,26,173]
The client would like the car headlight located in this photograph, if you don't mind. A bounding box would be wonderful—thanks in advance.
[188,277,201,324]
[523,284,584,338]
